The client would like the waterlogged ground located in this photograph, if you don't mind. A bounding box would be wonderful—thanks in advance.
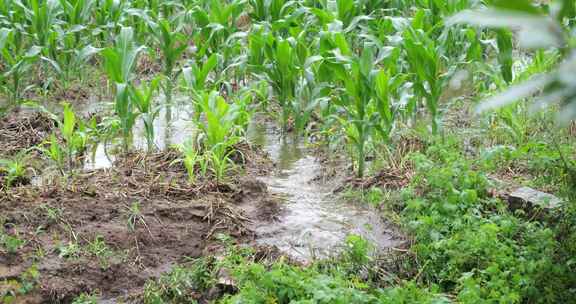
[84,96,197,170]
[0,101,403,302]
[248,120,402,260]
[81,99,401,261]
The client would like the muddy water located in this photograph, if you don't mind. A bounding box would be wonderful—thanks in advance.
[247,120,401,261]
[84,97,197,170]
[81,98,400,260]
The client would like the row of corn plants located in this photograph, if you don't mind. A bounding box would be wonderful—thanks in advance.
[0,0,570,179]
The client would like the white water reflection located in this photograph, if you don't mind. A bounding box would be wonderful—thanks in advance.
[247,119,401,261]
[83,96,197,170]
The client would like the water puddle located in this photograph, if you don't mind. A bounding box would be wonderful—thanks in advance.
[83,97,197,170]
[78,98,399,261]
[247,119,401,261]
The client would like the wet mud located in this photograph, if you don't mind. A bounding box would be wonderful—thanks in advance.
[246,119,404,261]
[0,147,274,302]
[0,105,403,302]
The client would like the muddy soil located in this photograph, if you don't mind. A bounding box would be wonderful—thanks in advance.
[0,111,55,157]
[0,128,277,303]
[0,108,405,303]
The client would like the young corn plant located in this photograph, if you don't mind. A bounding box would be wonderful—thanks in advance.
[403,27,445,135]
[177,139,208,184]
[43,132,65,170]
[328,46,380,178]
[182,53,219,115]
[130,77,160,152]
[102,27,145,84]
[150,18,188,105]
[62,103,87,172]
[38,103,87,174]
[59,0,96,32]
[94,0,126,44]
[190,0,246,58]
[261,36,300,131]
[21,0,60,49]
[373,69,405,142]
[102,27,145,151]
[43,0,98,87]
[45,33,102,90]
[0,28,41,105]
[198,92,245,183]
[114,83,138,152]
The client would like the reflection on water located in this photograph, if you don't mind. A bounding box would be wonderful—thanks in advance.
[248,117,400,261]
[247,119,303,171]
[84,96,197,170]
[80,101,399,261]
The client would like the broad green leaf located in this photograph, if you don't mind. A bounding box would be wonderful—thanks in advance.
[477,74,553,113]
[448,9,564,49]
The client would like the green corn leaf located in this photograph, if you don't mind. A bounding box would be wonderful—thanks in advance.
[476,74,553,113]
[200,53,218,87]
[61,103,76,141]
[102,48,122,83]
[496,29,514,83]
[448,9,564,49]
[489,0,542,15]
[559,0,576,20]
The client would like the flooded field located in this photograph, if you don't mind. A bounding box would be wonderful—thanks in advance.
[248,120,401,260]
[0,101,402,302]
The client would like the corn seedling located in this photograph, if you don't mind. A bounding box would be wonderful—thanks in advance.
[327,44,381,178]
[182,53,219,101]
[46,41,102,89]
[198,92,245,183]
[150,18,188,105]
[61,103,86,169]
[0,150,33,188]
[403,27,445,135]
[23,0,60,48]
[190,0,246,58]
[37,103,87,174]
[102,27,145,84]
[130,77,160,152]
[177,139,207,184]
[260,36,300,130]
[101,27,146,151]
[0,28,41,105]
[42,132,65,169]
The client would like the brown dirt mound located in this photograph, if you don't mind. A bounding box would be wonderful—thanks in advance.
[0,111,55,156]
[0,150,279,303]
